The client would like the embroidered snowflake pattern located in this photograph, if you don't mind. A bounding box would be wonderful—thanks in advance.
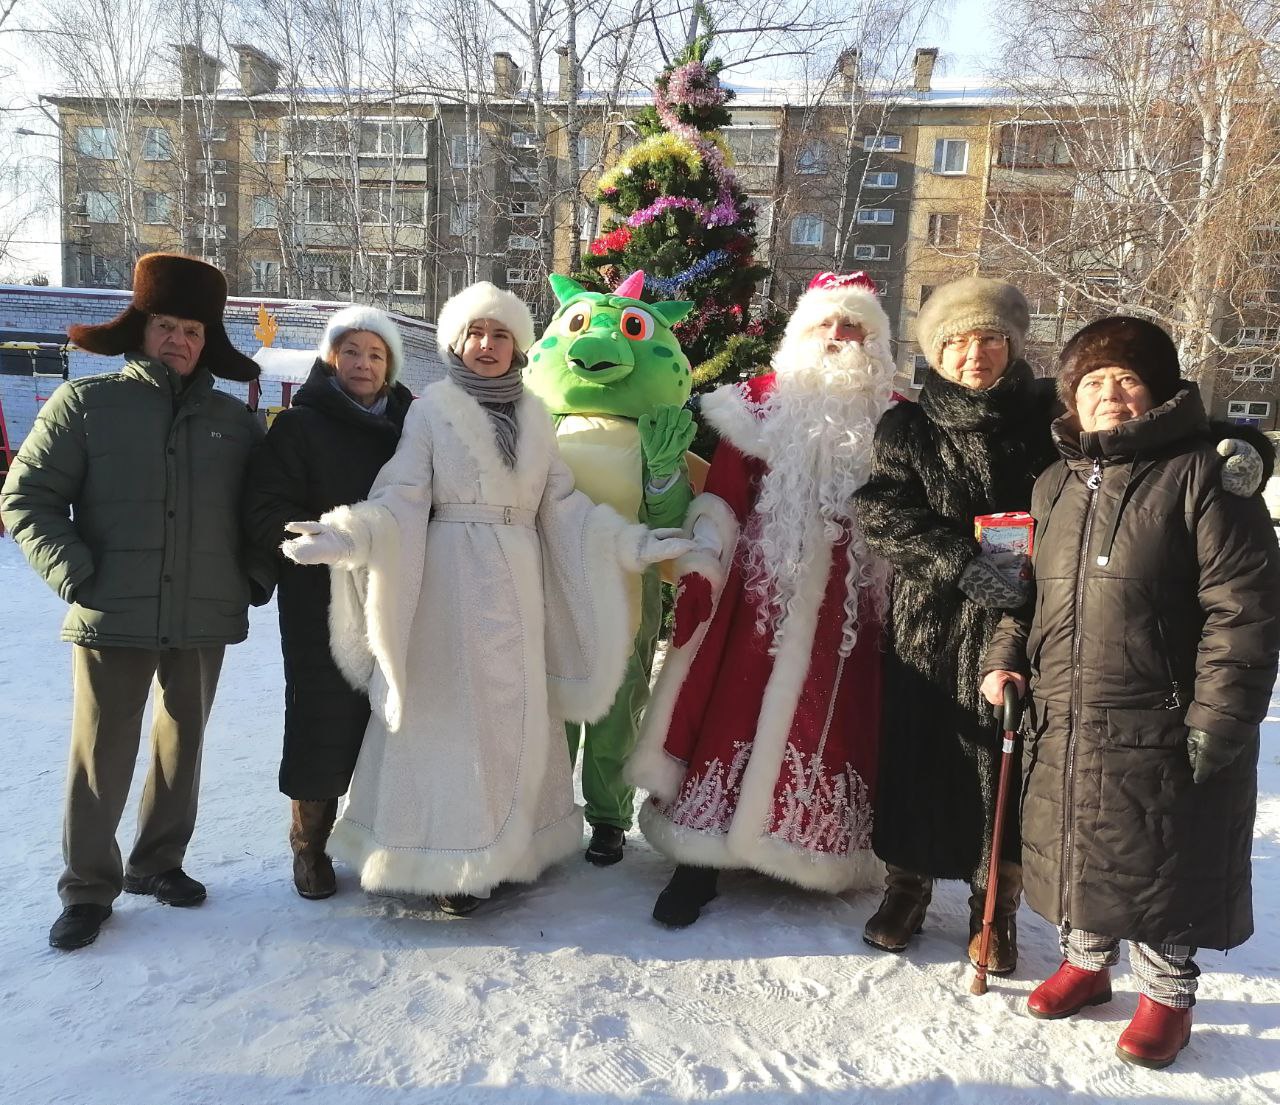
[663,741,753,832]
[768,746,873,855]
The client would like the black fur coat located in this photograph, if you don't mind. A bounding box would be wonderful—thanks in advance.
[853,361,1058,885]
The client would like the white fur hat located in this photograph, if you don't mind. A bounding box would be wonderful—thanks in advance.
[784,271,891,347]
[436,281,536,358]
[779,271,894,372]
[320,305,406,385]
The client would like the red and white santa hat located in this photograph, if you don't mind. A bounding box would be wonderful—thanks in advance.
[783,271,891,348]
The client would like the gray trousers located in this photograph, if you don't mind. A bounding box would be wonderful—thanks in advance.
[1061,925,1200,1008]
[59,644,225,907]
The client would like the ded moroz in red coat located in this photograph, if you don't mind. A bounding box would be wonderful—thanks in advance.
[626,373,886,892]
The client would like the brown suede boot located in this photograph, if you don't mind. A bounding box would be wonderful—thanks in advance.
[290,799,339,900]
[968,860,1022,975]
[863,865,933,952]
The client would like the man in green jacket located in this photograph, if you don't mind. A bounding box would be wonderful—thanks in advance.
[1,253,272,950]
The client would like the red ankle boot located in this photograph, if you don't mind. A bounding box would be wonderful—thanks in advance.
[1116,995,1192,1069]
[1027,961,1112,1020]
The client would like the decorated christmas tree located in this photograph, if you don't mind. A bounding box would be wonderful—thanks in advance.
[579,15,780,393]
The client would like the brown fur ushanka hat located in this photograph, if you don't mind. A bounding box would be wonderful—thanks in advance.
[68,252,259,381]
[1057,316,1180,410]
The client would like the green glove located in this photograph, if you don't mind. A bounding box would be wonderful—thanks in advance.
[1186,726,1249,784]
[638,405,696,482]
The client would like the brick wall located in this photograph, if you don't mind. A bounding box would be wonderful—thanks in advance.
[0,285,446,450]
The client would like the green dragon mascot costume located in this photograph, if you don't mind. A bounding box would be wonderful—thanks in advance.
[526,270,697,865]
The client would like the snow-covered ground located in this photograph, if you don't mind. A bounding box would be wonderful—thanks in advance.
[2,535,1278,1105]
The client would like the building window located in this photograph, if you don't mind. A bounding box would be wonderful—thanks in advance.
[303,187,342,224]
[506,267,536,285]
[865,171,898,189]
[508,234,539,251]
[76,126,118,159]
[1227,400,1272,421]
[927,212,961,246]
[78,252,126,287]
[85,190,121,224]
[747,196,774,245]
[360,119,426,157]
[790,214,825,246]
[445,269,466,297]
[391,256,421,293]
[251,195,278,229]
[1232,363,1277,382]
[511,130,537,149]
[249,259,281,293]
[390,190,428,226]
[449,200,478,237]
[911,354,931,388]
[304,253,350,296]
[852,243,891,261]
[449,133,481,167]
[197,158,228,175]
[796,141,829,174]
[196,223,227,240]
[579,205,595,241]
[576,134,601,168]
[855,207,894,225]
[200,126,229,144]
[933,138,969,175]
[510,200,537,218]
[511,165,538,185]
[142,191,171,225]
[862,133,902,152]
[142,127,173,161]
[197,191,228,208]
[1238,327,1279,345]
[252,128,281,163]
[723,126,780,167]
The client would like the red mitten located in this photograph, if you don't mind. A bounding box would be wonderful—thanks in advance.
[672,573,713,648]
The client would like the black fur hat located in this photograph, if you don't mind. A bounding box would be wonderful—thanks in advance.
[68,253,259,381]
[1058,316,1179,409]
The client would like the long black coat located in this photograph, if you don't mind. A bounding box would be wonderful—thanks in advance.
[244,361,414,799]
[853,362,1059,885]
[984,385,1279,949]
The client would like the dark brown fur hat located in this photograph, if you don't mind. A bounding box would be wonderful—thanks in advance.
[68,253,259,381]
[1058,316,1180,409]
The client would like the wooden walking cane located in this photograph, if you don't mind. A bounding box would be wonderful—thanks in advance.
[971,681,1025,996]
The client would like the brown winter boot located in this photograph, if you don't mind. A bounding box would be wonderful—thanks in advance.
[863,865,933,952]
[968,860,1022,976]
[290,799,339,900]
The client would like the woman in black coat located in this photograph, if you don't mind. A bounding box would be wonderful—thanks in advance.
[853,277,1058,975]
[244,306,414,900]
[983,317,1279,1069]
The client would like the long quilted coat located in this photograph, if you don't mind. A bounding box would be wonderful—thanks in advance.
[983,385,1279,949]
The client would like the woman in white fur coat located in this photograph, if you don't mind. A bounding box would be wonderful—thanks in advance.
[281,283,691,913]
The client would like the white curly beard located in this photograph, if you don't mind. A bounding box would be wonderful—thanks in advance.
[741,334,895,655]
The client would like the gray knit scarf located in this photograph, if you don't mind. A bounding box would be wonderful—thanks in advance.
[445,349,524,469]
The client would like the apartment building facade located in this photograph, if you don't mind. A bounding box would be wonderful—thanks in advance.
[46,46,1279,423]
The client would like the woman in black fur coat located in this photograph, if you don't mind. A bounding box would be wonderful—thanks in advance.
[853,277,1057,975]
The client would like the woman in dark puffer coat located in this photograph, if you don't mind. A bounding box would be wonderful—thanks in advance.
[983,317,1279,1070]
[853,277,1058,975]
[244,306,414,900]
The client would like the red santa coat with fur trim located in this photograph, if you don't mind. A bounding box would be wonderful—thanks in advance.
[626,373,884,891]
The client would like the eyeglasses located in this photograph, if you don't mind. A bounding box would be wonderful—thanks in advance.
[942,333,1008,353]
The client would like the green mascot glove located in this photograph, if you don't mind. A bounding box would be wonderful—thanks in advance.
[1186,725,1250,784]
[639,405,696,483]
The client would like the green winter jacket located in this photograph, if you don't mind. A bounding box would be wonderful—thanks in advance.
[0,355,271,649]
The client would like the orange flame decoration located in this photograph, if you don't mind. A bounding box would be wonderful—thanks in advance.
[255,304,278,348]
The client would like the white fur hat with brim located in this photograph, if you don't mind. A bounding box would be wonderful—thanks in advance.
[436,281,536,359]
[320,305,406,385]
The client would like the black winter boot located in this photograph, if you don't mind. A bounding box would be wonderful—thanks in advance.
[652,865,719,928]
[438,893,483,915]
[290,799,339,900]
[863,865,933,952]
[968,860,1022,975]
[585,824,626,866]
[123,868,207,906]
[49,903,112,950]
